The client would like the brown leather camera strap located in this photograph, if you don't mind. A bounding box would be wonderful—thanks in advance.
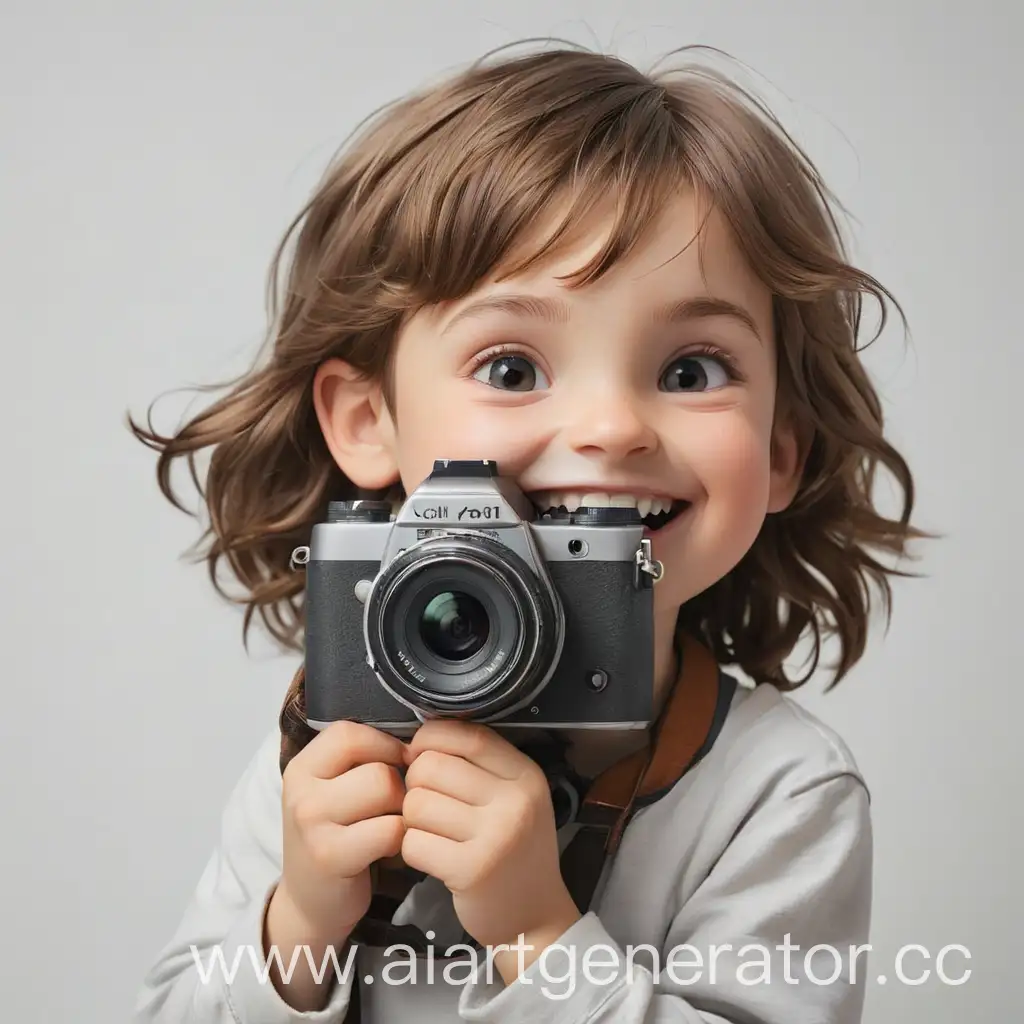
[278,632,727,1017]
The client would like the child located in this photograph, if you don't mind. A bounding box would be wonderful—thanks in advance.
[131,43,921,1023]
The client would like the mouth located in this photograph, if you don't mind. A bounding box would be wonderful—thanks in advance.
[527,490,691,532]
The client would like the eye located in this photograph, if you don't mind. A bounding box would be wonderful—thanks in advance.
[660,355,731,393]
[472,354,550,392]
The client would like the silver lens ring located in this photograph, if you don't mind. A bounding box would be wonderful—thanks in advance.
[365,533,562,719]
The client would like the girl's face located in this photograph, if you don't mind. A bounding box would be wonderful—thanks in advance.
[316,190,802,633]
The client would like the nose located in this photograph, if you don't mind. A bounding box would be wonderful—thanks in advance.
[563,386,658,459]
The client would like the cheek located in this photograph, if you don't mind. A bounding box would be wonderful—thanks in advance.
[651,412,777,609]
[686,416,773,532]
[654,416,774,607]
[391,388,546,492]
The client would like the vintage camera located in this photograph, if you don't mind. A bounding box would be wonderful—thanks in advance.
[291,459,663,734]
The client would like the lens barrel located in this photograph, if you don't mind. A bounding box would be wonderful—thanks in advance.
[364,534,562,719]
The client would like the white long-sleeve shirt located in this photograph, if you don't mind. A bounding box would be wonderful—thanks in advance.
[133,677,872,1023]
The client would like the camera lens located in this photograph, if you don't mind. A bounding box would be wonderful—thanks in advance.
[419,591,490,661]
[365,533,564,720]
[402,570,508,697]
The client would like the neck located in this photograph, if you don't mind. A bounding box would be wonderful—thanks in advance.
[651,605,682,718]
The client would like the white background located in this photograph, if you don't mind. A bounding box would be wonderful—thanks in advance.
[2,1,1019,1019]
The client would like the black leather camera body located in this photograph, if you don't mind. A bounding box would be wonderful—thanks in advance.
[292,460,663,734]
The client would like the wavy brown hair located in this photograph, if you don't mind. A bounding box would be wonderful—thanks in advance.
[129,42,925,690]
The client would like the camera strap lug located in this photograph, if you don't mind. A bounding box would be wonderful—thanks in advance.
[289,545,310,572]
[634,538,664,587]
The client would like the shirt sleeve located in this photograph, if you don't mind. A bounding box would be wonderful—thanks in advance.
[456,768,873,1024]
[132,729,356,1023]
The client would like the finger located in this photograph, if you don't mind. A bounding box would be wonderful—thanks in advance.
[321,815,405,876]
[295,720,408,780]
[320,761,405,825]
[401,827,464,885]
[406,720,522,780]
[403,786,477,842]
[404,749,492,806]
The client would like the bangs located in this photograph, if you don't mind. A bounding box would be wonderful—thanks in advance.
[493,156,697,291]
[370,76,696,309]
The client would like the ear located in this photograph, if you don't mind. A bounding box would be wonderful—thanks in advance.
[312,358,399,490]
[766,413,807,514]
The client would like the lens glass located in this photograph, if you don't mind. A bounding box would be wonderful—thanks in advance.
[396,569,509,696]
[368,536,562,715]
[418,590,490,661]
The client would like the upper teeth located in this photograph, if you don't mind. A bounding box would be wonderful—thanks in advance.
[530,491,675,519]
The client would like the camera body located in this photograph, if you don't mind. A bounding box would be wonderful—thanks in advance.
[296,459,661,734]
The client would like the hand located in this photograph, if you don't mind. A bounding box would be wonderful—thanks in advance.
[274,720,408,946]
[401,720,581,977]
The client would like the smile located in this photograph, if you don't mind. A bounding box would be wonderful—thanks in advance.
[528,490,691,532]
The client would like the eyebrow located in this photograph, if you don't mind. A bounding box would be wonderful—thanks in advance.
[440,292,762,341]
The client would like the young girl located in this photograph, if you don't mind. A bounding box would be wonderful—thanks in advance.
[131,43,921,1024]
